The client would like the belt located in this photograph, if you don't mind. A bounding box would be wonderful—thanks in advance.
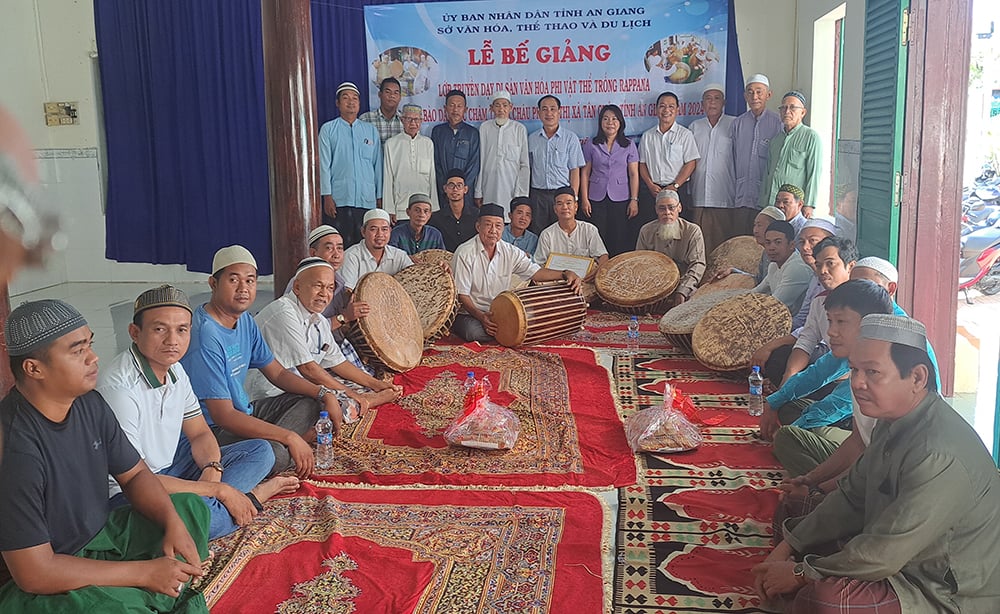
[530,187,559,193]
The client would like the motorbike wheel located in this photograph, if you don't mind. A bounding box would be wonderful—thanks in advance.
[977,274,1000,296]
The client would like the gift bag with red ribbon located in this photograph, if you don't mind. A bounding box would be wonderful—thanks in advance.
[443,379,521,450]
[624,383,704,453]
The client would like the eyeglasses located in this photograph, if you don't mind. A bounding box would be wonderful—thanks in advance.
[402,117,421,123]
[778,105,804,112]
[445,182,465,189]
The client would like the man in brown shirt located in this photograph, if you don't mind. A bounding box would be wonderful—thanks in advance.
[635,188,706,308]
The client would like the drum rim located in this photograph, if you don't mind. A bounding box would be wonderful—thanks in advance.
[595,250,680,305]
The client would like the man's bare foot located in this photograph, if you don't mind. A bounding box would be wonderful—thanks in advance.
[359,387,400,408]
[250,475,300,503]
[374,382,404,399]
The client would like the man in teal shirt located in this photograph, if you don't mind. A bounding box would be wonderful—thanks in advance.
[759,91,822,214]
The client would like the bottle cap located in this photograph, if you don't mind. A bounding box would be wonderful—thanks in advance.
[752,366,760,372]
[467,371,475,377]
[319,410,329,418]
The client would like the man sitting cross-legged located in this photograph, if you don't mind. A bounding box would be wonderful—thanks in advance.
[247,257,402,414]
[635,188,706,308]
[0,300,209,612]
[99,286,299,541]
[181,245,347,479]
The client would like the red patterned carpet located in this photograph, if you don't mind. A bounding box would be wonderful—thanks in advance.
[317,344,636,488]
[203,483,610,614]
[613,350,783,614]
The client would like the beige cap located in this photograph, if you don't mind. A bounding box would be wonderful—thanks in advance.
[212,245,257,275]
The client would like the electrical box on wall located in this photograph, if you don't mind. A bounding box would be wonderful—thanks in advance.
[44,102,79,126]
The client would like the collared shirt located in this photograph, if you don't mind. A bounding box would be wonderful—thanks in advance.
[476,119,530,212]
[638,122,700,185]
[98,344,202,496]
[431,121,480,201]
[283,269,347,321]
[788,212,807,236]
[319,117,382,209]
[502,225,539,257]
[689,115,736,208]
[731,108,782,209]
[528,125,586,189]
[635,218,706,297]
[382,132,438,220]
[359,108,403,144]
[752,250,814,314]
[534,220,607,266]
[428,206,478,252]
[245,294,347,401]
[340,242,413,290]
[767,351,853,431]
[452,235,540,312]
[582,138,639,202]
[760,122,823,209]
[791,276,822,330]
[792,288,830,353]
[785,392,1000,613]
[389,222,446,255]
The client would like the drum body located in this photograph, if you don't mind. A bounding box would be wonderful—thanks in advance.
[595,250,679,314]
[490,282,587,347]
[394,263,457,343]
[344,272,424,372]
[692,293,791,372]
[658,288,752,352]
[704,236,763,282]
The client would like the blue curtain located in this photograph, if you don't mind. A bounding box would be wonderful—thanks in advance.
[97,1,740,273]
[725,0,747,116]
[96,0,271,274]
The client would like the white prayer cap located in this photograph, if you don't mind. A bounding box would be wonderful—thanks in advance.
[362,208,391,226]
[308,225,339,246]
[757,206,785,222]
[212,245,257,275]
[294,256,333,279]
[336,82,360,97]
[799,218,837,237]
[855,257,898,284]
[702,83,725,96]
[746,74,770,88]
[860,314,927,350]
[491,89,512,103]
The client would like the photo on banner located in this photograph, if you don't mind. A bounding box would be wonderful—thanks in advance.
[364,0,733,137]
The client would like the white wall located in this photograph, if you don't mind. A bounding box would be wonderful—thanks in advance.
[733,0,797,103]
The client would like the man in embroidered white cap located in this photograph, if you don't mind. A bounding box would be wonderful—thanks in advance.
[0,299,208,609]
[383,104,438,223]
[340,208,414,292]
[731,74,782,234]
[319,81,382,248]
[99,285,298,540]
[182,245,348,479]
[475,89,529,219]
[851,256,898,296]
[689,83,736,253]
[755,314,1000,613]
[248,257,401,414]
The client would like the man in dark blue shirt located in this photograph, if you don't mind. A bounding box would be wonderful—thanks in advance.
[431,89,480,209]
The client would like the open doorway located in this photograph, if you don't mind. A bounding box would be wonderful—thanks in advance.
[811,4,846,219]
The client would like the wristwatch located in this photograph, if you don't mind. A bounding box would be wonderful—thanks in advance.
[335,314,346,326]
[201,461,224,475]
[316,385,333,401]
[793,562,806,579]
[670,181,680,189]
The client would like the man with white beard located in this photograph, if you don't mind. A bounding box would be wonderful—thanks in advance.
[635,189,706,308]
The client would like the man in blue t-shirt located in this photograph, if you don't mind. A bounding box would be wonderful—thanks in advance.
[181,246,346,478]
[0,299,209,611]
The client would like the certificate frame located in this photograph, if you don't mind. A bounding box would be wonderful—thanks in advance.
[544,252,594,279]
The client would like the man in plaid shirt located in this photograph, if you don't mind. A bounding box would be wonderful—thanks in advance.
[360,77,404,145]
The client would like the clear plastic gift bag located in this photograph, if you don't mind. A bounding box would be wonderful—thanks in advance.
[624,383,703,453]
[443,377,520,450]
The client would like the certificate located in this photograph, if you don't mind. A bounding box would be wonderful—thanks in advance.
[544,252,594,279]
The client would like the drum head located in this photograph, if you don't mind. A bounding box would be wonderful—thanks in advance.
[394,263,457,341]
[704,236,763,282]
[410,249,453,267]
[690,272,758,299]
[692,293,791,371]
[353,272,424,371]
[489,291,527,347]
[595,250,680,307]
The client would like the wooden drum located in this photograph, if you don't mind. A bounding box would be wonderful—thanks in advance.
[344,272,424,372]
[703,236,763,282]
[595,250,679,314]
[692,293,792,372]
[393,263,457,344]
[657,288,752,352]
[490,281,587,347]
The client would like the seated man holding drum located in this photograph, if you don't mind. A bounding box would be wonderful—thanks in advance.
[340,208,413,292]
[451,203,582,342]
[635,188,706,308]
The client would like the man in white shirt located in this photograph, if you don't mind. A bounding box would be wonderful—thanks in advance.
[639,91,700,224]
[753,220,814,315]
[533,187,608,279]
[475,90,529,220]
[451,204,582,342]
[340,208,414,291]
[247,258,402,412]
[99,286,298,540]
[383,104,438,223]
[689,84,736,253]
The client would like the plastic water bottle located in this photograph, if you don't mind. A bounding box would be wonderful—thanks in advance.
[748,366,764,417]
[462,371,477,394]
[480,375,492,397]
[626,316,640,355]
[315,410,334,470]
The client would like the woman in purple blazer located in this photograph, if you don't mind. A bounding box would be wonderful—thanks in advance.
[580,105,640,256]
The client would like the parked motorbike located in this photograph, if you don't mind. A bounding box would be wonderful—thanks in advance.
[958,225,1000,303]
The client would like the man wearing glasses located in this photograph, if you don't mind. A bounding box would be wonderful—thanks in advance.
[760,91,823,216]
[382,104,438,224]
[635,189,706,309]
[428,169,478,251]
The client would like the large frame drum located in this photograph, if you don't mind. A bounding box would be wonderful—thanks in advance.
[394,263,457,344]
[692,293,791,372]
[490,281,587,347]
[344,272,424,372]
[595,250,680,314]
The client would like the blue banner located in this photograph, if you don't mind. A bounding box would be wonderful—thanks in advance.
[364,0,732,136]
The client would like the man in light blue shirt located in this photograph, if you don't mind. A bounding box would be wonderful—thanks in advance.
[527,95,585,233]
[501,196,539,256]
[319,82,383,248]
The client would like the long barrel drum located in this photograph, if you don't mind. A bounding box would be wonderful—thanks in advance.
[490,281,587,347]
